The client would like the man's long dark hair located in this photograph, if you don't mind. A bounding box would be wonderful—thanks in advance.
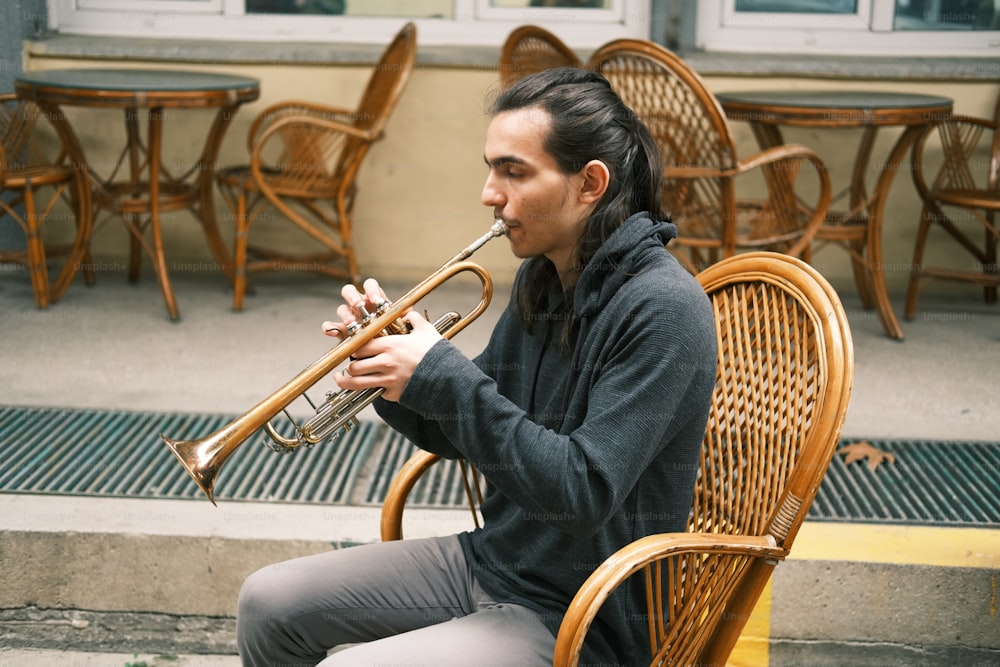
[489,67,666,348]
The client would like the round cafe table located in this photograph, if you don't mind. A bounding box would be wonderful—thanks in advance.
[15,68,261,320]
[715,90,953,340]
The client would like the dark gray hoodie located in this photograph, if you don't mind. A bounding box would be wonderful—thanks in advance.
[376,212,718,665]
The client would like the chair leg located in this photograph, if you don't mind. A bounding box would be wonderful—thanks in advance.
[22,185,51,309]
[345,241,361,287]
[984,211,997,304]
[127,212,143,284]
[78,185,97,287]
[338,198,362,286]
[233,190,249,312]
[904,203,934,320]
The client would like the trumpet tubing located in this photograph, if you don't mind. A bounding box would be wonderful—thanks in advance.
[162,220,507,505]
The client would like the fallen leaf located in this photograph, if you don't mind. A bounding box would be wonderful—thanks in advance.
[837,441,897,471]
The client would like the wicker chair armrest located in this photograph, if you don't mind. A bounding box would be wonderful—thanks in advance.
[379,450,443,542]
[735,143,827,177]
[553,532,786,667]
[737,143,832,254]
[249,112,378,179]
[247,100,360,149]
[660,143,823,179]
[662,143,831,255]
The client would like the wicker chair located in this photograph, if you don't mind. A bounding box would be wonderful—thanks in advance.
[499,25,582,89]
[904,92,1000,318]
[0,93,93,308]
[216,22,417,310]
[587,40,832,273]
[380,251,855,666]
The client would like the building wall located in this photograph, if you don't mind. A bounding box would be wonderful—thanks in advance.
[19,51,999,298]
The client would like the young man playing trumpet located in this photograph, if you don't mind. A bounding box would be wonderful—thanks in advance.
[237,67,718,667]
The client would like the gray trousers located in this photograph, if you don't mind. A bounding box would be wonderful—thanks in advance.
[236,534,556,667]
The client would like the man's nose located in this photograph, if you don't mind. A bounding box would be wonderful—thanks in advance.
[481,174,504,207]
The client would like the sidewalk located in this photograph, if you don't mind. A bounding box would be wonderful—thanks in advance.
[0,648,239,667]
[1,265,997,441]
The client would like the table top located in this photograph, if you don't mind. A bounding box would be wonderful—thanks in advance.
[716,90,953,127]
[15,68,260,109]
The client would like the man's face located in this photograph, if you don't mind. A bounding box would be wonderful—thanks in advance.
[481,107,592,277]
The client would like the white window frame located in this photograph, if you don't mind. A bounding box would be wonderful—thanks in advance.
[47,0,650,48]
[698,0,1000,56]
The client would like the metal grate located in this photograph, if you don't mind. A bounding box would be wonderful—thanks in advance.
[811,438,1000,527]
[0,405,380,504]
[363,431,486,508]
[0,406,998,527]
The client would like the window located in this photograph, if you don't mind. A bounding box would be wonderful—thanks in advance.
[47,0,648,48]
[698,0,1000,55]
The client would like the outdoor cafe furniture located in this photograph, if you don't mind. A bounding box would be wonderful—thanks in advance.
[588,40,832,277]
[715,89,954,340]
[499,25,581,89]
[215,22,416,312]
[905,91,1000,318]
[15,68,260,320]
[0,93,93,308]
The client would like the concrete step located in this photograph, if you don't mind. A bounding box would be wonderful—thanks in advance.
[1,494,998,666]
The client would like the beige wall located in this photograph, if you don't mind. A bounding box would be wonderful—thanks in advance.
[25,54,998,298]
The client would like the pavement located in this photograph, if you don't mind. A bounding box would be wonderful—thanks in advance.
[2,256,997,441]
[1,258,998,666]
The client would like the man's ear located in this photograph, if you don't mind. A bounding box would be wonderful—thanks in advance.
[579,159,610,204]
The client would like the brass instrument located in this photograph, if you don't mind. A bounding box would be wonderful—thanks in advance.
[162,219,507,505]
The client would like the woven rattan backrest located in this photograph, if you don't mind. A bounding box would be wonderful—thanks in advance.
[354,22,418,136]
[914,113,997,197]
[694,252,854,548]
[0,94,42,168]
[254,22,417,191]
[588,40,737,239]
[499,25,582,89]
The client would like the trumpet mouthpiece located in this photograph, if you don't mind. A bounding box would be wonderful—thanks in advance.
[492,219,508,236]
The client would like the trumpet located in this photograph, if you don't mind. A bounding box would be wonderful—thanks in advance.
[162,219,507,505]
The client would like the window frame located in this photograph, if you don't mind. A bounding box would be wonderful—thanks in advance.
[697,0,1000,56]
[48,0,651,48]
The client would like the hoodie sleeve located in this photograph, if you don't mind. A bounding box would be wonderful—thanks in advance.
[383,274,717,538]
[372,305,516,460]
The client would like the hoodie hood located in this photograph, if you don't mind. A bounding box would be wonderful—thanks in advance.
[574,212,678,319]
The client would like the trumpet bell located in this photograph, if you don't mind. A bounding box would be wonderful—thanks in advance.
[162,433,222,506]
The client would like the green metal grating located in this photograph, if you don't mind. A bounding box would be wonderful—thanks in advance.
[363,433,486,508]
[812,438,1000,527]
[0,405,378,504]
[0,406,998,527]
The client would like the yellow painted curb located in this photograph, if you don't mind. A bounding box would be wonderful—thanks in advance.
[727,522,1000,665]
[790,522,1000,567]
[728,579,772,667]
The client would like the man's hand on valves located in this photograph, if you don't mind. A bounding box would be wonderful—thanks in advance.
[321,279,442,402]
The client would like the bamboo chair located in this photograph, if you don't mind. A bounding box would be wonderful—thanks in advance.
[216,22,417,310]
[588,40,832,273]
[380,251,855,666]
[0,93,93,308]
[904,91,1000,318]
[499,25,582,89]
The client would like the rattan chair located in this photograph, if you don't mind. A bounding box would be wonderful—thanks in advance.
[380,251,855,666]
[0,93,93,308]
[217,22,417,310]
[588,40,832,273]
[499,25,582,89]
[904,92,1000,318]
